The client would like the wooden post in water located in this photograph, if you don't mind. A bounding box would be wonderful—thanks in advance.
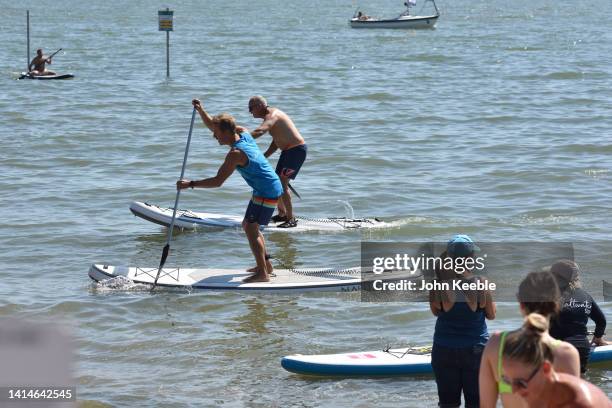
[158,8,174,78]
[26,10,30,71]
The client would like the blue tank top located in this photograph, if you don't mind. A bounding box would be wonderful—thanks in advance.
[433,289,489,348]
[233,132,283,199]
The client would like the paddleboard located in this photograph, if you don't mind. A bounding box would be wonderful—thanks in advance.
[89,263,419,292]
[130,201,389,232]
[281,345,612,376]
[19,72,74,80]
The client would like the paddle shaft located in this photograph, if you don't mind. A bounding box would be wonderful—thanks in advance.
[288,183,301,199]
[151,107,197,290]
[48,48,62,59]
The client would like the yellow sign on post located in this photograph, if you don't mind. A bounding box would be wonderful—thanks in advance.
[158,8,173,77]
[158,9,174,31]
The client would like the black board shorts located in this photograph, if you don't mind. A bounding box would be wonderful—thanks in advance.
[276,144,307,180]
[244,196,279,226]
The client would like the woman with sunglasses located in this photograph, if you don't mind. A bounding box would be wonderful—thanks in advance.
[479,271,580,408]
[501,313,611,407]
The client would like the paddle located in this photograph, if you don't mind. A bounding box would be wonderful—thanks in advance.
[48,48,62,60]
[288,183,301,199]
[151,107,197,292]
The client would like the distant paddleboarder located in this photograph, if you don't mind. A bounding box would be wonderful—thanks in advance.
[177,99,283,283]
[238,96,307,228]
[28,48,56,76]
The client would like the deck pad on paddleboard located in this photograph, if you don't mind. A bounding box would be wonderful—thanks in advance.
[281,345,612,376]
[130,201,388,232]
[19,72,74,80]
[89,264,418,292]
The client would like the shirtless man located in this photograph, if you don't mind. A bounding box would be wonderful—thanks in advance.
[28,49,56,76]
[241,96,307,228]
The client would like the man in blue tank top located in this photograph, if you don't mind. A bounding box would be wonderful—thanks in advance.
[177,99,283,283]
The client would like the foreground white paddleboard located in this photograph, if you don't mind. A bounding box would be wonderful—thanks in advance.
[282,345,612,376]
[89,264,417,292]
[130,201,388,232]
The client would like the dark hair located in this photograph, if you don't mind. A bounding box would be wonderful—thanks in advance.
[549,259,581,292]
[503,313,554,365]
[212,113,236,134]
[517,271,560,317]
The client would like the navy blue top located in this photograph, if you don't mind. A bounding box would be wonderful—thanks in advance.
[550,288,606,342]
[433,285,489,348]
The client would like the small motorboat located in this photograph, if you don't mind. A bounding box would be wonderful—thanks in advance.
[350,0,439,29]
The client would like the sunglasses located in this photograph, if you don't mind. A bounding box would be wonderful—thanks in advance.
[501,365,540,389]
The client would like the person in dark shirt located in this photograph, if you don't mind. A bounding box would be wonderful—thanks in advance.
[429,235,496,408]
[548,259,608,374]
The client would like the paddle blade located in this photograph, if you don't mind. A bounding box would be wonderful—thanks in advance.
[158,244,170,271]
[288,183,301,199]
[151,244,170,291]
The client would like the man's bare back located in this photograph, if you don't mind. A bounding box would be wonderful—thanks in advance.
[258,107,304,151]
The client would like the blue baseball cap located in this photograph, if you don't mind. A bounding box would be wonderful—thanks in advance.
[447,234,480,257]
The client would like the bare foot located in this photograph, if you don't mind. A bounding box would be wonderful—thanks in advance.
[245,267,276,277]
[247,260,273,273]
[243,273,270,283]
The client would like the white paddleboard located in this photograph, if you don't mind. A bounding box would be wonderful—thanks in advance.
[130,201,389,232]
[89,263,419,293]
[281,345,612,376]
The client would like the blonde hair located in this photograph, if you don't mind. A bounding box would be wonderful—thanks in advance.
[212,113,236,134]
[503,313,554,365]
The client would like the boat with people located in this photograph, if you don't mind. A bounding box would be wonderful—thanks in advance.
[350,0,439,29]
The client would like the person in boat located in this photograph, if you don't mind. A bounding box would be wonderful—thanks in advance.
[237,96,307,229]
[500,313,611,408]
[548,259,608,374]
[479,270,580,408]
[356,11,371,21]
[177,99,283,283]
[28,48,55,76]
[429,235,496,408]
